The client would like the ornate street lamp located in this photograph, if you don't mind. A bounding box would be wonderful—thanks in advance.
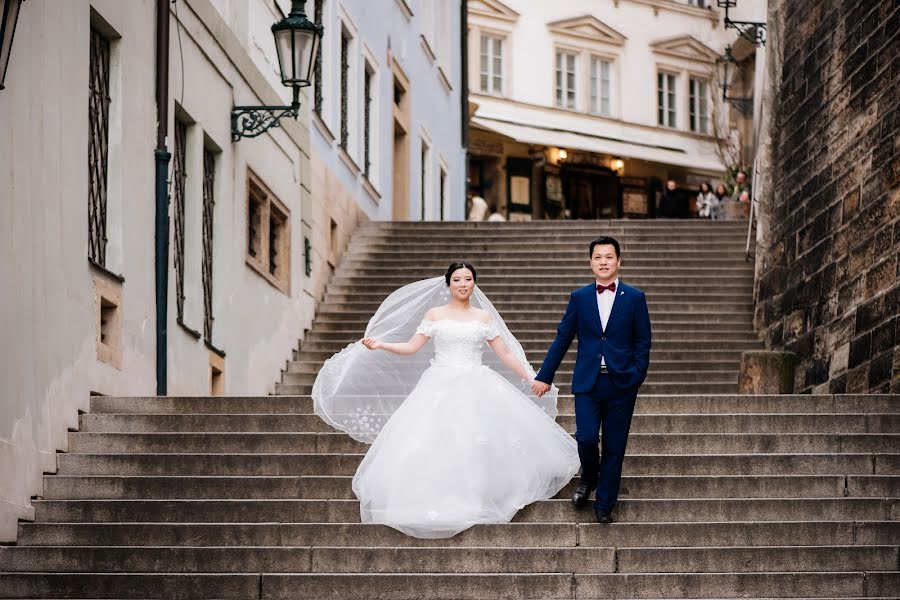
[0,0,25,90]
[231,0,322,141]
[716,45,753,117]
[716,0,766,46]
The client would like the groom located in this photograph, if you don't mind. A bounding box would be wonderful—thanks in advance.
[531,236,651,523]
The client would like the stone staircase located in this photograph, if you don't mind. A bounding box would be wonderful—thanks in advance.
[1,220,898,599]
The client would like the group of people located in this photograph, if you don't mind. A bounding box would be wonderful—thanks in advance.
[659,169,752,219]
[467,194,506,222]
[313,237,651,538]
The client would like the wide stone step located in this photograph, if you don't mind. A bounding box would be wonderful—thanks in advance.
[7,545,891,576]
[323,292,755,305]
[325,283,755,295]
[293,350,747,365]
[280,369,740,386]
[320,300,755,313]
[31,497,899,525]
[298,328,759,342]
[0,573,260,599]
[54,452,895,477]
[40,473,900,501]
[335,267,755,279]
[286,358,742,375]
[75,413,895,435]
[66,432,900,457]
[18,521,899,548]
[272,382,752,395]
[0,546,615,574]
[309,310,756,323]
[294,339,764,353]
[328,275,754,287]
[87,394,899,416]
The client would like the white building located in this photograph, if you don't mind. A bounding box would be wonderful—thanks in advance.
[308,0,466,254]
[0,0,465,542]
[466,0,750,219]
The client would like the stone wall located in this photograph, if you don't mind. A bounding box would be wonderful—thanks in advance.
[755,0,899,393]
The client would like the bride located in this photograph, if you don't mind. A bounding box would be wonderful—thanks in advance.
[312,262,580,538]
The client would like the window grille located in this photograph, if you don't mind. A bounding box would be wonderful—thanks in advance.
[173,120,188,322]
[202,148,215,341]
[88,28,111,266]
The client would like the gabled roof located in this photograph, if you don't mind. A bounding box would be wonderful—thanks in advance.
[650,35,720,63]
[547,15,627,46]
[468,0,520,22]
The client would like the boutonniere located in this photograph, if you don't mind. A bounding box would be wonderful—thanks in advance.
[619,291,625,296]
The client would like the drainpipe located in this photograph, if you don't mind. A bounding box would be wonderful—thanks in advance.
[154,0,171,395]
[459,0,469,216]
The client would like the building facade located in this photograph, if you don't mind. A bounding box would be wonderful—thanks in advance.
[466,0,744,220]
[307,0,466,299]
[0,0,465,542]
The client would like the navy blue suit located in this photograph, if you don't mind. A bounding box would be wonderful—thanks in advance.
[536,281,651,511]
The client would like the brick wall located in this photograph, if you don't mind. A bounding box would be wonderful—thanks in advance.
[755,0,899,393]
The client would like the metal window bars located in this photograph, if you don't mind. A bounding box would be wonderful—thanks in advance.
[173,120,188,322]
[88,28,111,266]
[202,147,215,341]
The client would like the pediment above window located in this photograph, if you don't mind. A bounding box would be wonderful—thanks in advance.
[468,0,520,23]
[547,15,627,46]
[650,35,719,63]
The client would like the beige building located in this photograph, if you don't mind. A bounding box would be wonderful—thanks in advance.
[466,0,754,220]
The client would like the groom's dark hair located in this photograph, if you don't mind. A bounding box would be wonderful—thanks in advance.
[445,262,478,285]
[589,236,620,258]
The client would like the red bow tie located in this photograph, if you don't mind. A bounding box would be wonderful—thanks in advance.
[597,282,616,293]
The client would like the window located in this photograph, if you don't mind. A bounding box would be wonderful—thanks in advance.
[689,77,709,134]
[479,34,503,95]
[88,27,111,266]
[439,166,447,222]
[313,0,325,115]
[687,0,708,7]
[201,147,216,341]
[420,138,430,221]
[363,63,373,178]
[590,57,611,116]
[172,119,188,323]
[246,171,290,294]
[657,72,677,128]
[555,51,576,109]
[339,28,350,149]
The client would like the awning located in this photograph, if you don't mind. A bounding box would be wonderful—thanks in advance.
[471,115,725,173]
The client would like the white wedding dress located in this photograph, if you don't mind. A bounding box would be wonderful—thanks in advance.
[351,318,580,538]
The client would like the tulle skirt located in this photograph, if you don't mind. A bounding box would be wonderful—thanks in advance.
[352,363,581,538]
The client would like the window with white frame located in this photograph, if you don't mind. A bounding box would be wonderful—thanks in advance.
[657,71,677,128]
[689,77,710,134]
[313,0,325,115]
[555,51,576,109]
[590,57,612,116]
[420,137,431,220]
[339,27,350,150]
[479,34,503,95]
[687,0,708,7]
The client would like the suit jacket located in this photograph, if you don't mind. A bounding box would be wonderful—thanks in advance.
[536,281,652,393]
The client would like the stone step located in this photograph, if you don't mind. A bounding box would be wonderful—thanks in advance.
[285,359,743,375]
[0,573,261,599]
[0,546,617,574]
[18,521,899,548]
[271,382,747,395]
[309,309,756,322]
[322,292,755,305]
[298,329,759,342]
[66,432,900,457]
[53,452,895,477]
[2,545,895,575]
[39,473,900,500]
[293,341,743,360]
[31,497,898,524]
[293,340,763,353]
[320,300,755,314]
[76,413,896,435]
[335,267,755,278]
[87,395,899,416]
[327,274,754,286]
[307,317,754,330]
[280,370,740,386]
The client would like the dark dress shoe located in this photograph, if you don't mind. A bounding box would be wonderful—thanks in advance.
[571,483,593,508]
[595,508,614,524]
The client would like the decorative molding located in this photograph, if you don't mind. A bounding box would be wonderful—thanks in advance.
[626,0,719,22]
[419,35,436,64]
[547,15,627,46]
[394,0,413,20]
[468,0,519,23]
[650,35,720,63]
[437,66,453,95]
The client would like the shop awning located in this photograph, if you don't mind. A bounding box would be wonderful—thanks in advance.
[471,115,725,173]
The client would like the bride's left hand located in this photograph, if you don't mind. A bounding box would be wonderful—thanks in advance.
[361,337,382,350]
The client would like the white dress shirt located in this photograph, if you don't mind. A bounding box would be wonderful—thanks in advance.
[596,277,619,366]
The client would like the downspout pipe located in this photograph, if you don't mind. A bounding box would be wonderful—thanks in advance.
[154,0,171,395]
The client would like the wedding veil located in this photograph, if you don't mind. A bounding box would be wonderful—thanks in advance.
[312,276,560,443]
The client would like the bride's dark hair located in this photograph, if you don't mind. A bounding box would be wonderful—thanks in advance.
[444,262,477,285]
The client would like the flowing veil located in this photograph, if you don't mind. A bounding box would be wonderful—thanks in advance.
[312,276,560,443]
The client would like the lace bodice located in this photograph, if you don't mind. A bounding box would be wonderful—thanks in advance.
[416,318,501,368]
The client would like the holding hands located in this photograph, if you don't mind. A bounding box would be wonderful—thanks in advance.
[531,379,551,397]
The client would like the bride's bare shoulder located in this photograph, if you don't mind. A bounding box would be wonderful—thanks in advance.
[424,307,444,321]
[473,308,492,323]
